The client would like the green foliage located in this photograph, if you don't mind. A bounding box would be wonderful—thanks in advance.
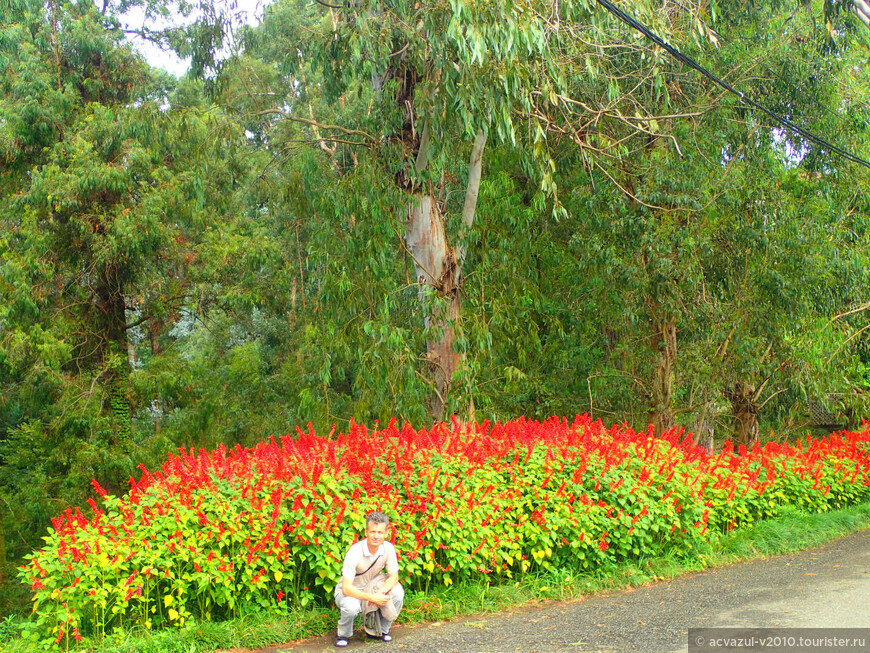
[0,0,257,566]
[3,0,870,634]
[18,417,870,648]
[7,501,870,653]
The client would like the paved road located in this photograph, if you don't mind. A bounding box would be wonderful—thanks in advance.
[241,529,870,653]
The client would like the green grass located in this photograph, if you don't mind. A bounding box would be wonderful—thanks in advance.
[4,501,870,653]
[0,609,335,653]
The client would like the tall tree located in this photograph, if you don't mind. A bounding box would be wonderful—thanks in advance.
[562,0,870,443]
[233,0,716,420]
[0,0,247,562]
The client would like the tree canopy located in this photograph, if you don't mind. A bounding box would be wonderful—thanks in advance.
[1,0,869,603]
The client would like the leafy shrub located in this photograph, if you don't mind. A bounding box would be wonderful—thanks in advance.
[19,416,870,648]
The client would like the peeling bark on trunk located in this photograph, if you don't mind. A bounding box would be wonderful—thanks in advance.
[365,56,487,420]
[404,194,461,420]
[403,131,486,421]
[648,315,677,435]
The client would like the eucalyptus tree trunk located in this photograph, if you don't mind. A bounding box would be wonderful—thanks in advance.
[404,194,459,419]
[404,131,486,420]
[726,381,760,447]
[648,314,677,434]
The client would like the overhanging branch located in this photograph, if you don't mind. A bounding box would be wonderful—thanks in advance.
[256,110,376,143]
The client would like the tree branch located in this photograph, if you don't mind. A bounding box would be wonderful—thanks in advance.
[415,121,430,173]
[456,130,487,268]
[825,302,870,329]
[757,387,786,411]
[826,323,870,364]
[256,110,375,142]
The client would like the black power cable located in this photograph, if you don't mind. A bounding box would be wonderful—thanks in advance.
[595,0,870,169]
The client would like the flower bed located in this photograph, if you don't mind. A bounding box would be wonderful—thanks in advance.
[20,416,870,648]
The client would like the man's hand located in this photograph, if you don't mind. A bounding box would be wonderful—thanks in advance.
[368,591,390,607]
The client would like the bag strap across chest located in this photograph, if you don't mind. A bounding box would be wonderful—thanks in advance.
[355,544,386,577]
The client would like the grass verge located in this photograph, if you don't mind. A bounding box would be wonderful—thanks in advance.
[4,501,870,653]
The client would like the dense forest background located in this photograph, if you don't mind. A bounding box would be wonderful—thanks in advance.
[2,0,870,612]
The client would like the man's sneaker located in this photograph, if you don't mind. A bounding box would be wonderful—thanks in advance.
[335,637,348,648]
[382,632,393,642]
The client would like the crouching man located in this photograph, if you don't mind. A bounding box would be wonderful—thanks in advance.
[334,511,404,647]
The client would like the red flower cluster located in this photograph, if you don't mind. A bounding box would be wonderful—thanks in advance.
[20,416,870,648]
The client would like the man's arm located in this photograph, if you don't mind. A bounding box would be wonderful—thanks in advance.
[379,572,399,595]
[341,576,391,607]
[378,542,400,595]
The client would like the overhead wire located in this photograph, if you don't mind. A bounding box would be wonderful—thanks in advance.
[594,0,870,169]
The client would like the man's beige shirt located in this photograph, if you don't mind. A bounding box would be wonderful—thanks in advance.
[341,540,399,589]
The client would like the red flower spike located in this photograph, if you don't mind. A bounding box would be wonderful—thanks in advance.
[23,419,870,646]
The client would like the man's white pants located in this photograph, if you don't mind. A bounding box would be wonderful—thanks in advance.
[334,583,405,638]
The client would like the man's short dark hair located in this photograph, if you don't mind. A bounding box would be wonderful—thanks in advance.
[366,511,390,528]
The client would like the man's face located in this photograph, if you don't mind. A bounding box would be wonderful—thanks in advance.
[365,521,388,550]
